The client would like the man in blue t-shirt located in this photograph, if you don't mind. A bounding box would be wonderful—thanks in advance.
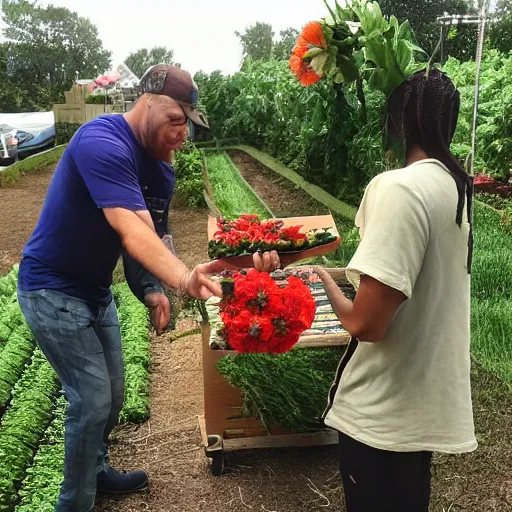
[17,64,281,512]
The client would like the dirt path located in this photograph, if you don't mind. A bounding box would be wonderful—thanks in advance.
[0,168,55,274]
[1,166,511,511]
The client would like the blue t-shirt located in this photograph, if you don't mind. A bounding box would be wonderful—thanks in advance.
[18,115,176,305]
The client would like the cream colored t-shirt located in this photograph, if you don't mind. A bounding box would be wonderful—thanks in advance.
[324,159,477,454]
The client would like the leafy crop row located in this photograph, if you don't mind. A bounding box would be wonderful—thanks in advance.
[0,322,36,412]
[0,349,59,510]
[206,152,272,220]
[15,395,66,512]
[114,282,151,424]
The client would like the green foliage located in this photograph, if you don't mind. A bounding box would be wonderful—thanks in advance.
[0,146,66,187]
[235,22,275,63]
[0,322,36,412]
[114,283,151,424]
[55,123,81,145]
[172,141,206,208]
[206,152,272,219]
[0,349,59,511]
[217,348,344,432]
[488,0,512,55]
[0,266,18,300]
[124,46,175,78]
[381,0,477,62]
[1,0,111,111]
[15,395,66,512]
[470,201,512,382]
[84,94,112,105]
[273,28,300,60]
[444,50,512,181]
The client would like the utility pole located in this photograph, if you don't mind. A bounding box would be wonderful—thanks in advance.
[437,4,492,176]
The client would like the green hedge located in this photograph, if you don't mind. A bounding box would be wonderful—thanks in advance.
[55,123,81,145]
[84,94,112,105]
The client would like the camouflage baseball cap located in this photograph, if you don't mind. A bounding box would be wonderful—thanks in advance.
[139,64,209,129]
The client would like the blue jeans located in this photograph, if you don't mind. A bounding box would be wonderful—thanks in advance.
[18,288,124,512]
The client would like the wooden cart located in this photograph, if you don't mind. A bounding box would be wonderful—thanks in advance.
[199,268,352,475]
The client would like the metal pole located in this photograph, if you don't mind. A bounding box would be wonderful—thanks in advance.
[470,0,491,176]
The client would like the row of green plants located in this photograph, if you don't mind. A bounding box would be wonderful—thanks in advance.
[114,282,152,424]
[15,395,66,512]
[195,49,512,204]
[0,350,59,511]
[0,266,153,510]
[205,152,272,219]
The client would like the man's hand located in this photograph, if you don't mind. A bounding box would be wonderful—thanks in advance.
[144,292,171,335]
[253,250,280,272]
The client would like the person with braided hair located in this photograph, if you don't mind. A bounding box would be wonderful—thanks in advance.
[315,68,477,511]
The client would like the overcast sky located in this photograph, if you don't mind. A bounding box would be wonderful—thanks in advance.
[35,0,324,77]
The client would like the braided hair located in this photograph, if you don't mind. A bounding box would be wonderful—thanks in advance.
[385,68,474,273]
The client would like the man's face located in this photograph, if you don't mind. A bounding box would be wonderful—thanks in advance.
[145,95,189,161]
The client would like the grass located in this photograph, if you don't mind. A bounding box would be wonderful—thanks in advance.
[206,152,272,219]
[0,146,65,187]
[470,201,512,382]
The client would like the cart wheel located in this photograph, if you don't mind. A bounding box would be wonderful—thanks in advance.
[205,435,225,476]
[210,448,225,476]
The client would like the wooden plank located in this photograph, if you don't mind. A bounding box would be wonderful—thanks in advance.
[295,333,350,348]
[223,429,338,452]
[198,414,208,446]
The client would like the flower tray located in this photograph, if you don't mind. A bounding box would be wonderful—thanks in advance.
[207,214,341,268]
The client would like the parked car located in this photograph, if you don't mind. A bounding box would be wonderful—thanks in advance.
[0,112,55,166]
[16,123,55,157]
[0,124,19,165]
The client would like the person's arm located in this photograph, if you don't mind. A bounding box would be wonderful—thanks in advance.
[122,198,171,304]
[104,207,222,299]
[318,179,429,342]
[314,268,406,342]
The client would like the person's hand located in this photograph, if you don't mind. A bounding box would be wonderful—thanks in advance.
[144,292,171,335]
[252,250,280,272]
[179,262,226,300]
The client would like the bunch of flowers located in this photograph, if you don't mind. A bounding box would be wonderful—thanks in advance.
[289,0,427,98]
[208,214,337,259]
[218,269,316,353]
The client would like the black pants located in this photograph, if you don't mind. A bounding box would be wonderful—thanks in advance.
[338,432,432,512]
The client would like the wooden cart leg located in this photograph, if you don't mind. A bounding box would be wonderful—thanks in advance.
[205,434,225,476]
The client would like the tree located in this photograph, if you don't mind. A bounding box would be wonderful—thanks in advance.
[0,43,22,112]
[381,0,478,61]
[488,0,512,54]
[273,27,299,60]
[124,46,175,78]
[1,0,111,111]
[235,22,274,63]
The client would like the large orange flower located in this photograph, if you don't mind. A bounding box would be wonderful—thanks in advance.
[289,21,326,86]
[300,21,327,49]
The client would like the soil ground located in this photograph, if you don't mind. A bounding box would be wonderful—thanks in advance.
[0,161,511,511]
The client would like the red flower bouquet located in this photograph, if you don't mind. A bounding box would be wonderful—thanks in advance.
[218,269,316,354]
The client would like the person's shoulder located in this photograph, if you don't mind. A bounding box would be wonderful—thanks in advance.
[72,115,133,158]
